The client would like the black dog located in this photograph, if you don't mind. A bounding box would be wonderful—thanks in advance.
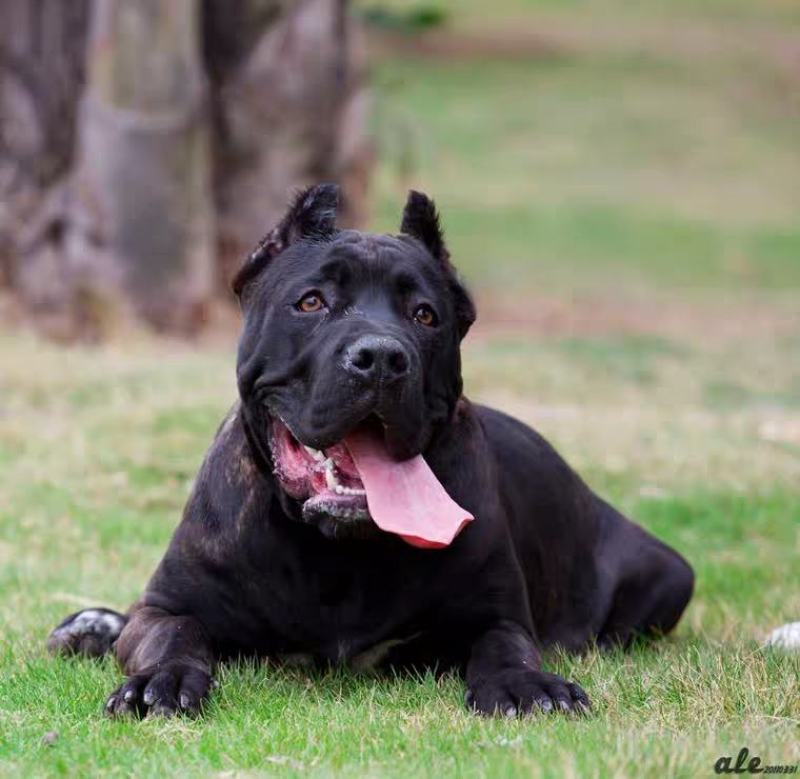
[48,185,694,718]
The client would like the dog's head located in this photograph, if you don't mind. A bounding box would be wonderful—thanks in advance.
[234,184,475,541]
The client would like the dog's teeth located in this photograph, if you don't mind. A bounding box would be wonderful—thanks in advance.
[319,457,366,497]
[335,485,366,497]
[304,445,325,462]
[325,463,339,490]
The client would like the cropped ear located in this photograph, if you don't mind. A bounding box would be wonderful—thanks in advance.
[232,183,339,297]
[400,190,476,339]
[400,190,447,263]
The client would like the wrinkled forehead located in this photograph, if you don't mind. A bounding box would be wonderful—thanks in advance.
[270,231,445,293]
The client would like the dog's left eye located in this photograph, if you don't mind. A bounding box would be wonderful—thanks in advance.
[296,291,326,313]
[413,304,437,327]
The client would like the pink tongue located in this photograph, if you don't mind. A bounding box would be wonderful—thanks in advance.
[344,428,473,549]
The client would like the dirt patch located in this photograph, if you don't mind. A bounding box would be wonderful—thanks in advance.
[366,27,566,63]
[366,14,800,85]
[471,289,800,343]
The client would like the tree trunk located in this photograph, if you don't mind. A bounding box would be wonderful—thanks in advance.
[0,0,370,339]
[0,0,90,335]
[205,0,371,283]
[67,0,214,333]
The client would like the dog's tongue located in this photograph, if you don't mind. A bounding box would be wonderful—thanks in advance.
[345,428,473,549]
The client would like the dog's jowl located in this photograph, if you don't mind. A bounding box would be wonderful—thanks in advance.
[48,184,694,718]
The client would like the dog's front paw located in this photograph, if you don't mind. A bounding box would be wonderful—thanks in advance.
[105,661,213,719]
[466,669,590,717]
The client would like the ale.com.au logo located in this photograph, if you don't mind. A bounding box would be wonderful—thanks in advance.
[714,748,798,775]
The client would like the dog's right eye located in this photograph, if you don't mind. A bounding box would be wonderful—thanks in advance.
[296,291,326,313]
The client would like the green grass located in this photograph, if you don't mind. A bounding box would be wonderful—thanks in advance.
[0,324,797,778]
[2,644,799,778]
[3,0,800,775]
[369,6,800,294]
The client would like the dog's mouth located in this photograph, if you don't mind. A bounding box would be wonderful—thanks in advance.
[270,416,372,521]
[269,416,473,548]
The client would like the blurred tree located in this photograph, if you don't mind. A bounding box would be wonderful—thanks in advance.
[0,0,369,339]
[203,0,370,289]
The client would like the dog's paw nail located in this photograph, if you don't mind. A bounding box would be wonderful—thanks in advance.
[537,698,553,712]
[504,705,517,718]
[142,691,155,706]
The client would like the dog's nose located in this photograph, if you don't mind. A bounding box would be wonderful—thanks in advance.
[343,335,410,383]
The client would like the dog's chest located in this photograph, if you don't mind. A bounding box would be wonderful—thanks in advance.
[263,560,421,665]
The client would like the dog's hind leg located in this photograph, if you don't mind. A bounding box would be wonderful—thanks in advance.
[595,511,694,649]
[47,608,128,658]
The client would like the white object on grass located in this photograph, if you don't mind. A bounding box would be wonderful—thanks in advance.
[764,621,800,651]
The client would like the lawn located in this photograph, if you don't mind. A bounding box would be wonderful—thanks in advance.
[1,0,799,776]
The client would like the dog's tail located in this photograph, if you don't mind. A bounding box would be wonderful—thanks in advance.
[47,608,128,658]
